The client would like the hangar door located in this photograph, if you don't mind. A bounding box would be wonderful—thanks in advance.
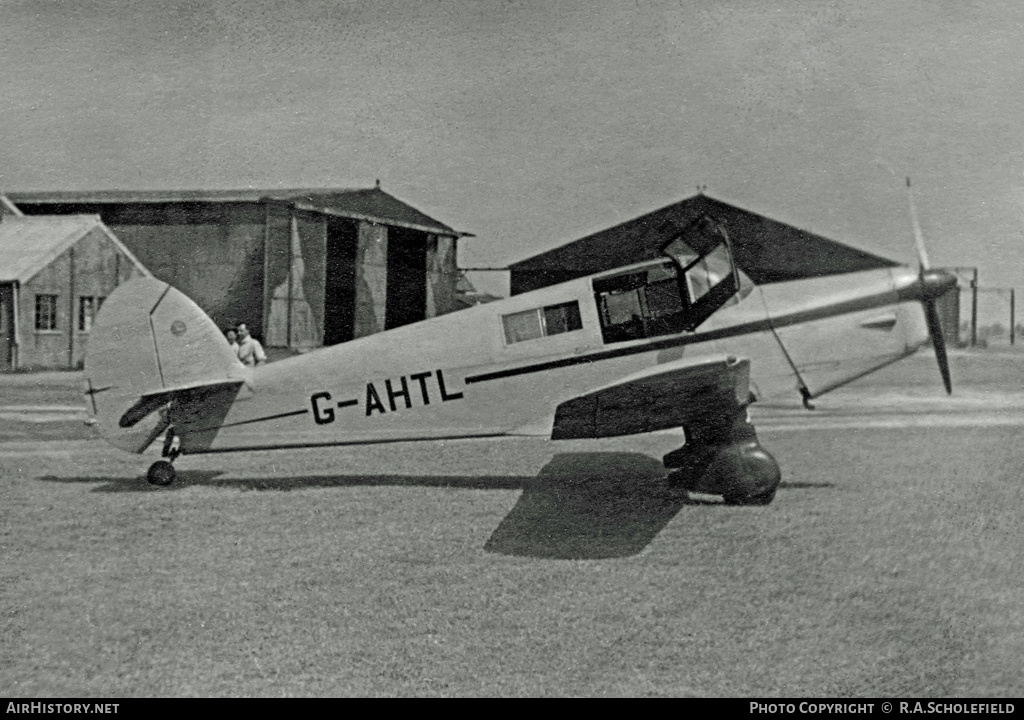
[323,217,359,345]
[385,227,427,330]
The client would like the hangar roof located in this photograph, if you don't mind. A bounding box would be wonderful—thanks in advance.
[0,215,149,284]
[508,194,898,293]
[277,189,471,237]
[6,187,470,238]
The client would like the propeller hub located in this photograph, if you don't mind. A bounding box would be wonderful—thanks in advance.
[897,269,958,303]
[920,269,958,301]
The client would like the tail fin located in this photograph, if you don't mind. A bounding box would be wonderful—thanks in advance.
[84,278,244,453]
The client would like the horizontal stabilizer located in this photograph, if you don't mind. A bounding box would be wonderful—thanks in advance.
[119,379,245,428]
[552,355,751,439]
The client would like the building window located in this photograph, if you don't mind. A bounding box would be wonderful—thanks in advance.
[502,300,583,344]
[35,294,58,331]
[78,296,105,332]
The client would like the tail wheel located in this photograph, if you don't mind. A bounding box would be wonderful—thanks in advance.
[147,460,176,487]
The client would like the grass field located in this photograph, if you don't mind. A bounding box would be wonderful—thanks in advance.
[1,351,1023,697]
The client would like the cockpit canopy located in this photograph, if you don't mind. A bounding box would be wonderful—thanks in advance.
[593,215,740,344]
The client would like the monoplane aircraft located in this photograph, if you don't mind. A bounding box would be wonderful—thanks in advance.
[83,210,955,504]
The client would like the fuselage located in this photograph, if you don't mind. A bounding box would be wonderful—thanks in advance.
[176,263,930,454]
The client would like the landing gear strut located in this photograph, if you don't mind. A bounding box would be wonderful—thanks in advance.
[664,405,780,505]
[147,429,181,486]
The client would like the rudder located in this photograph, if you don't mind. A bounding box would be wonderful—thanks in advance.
[84,278,243,452]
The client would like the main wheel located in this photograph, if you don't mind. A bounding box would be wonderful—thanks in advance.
[721,444,780,506]
[147,460,176,486]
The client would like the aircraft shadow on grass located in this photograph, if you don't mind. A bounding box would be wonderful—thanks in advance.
[37,451,829,560]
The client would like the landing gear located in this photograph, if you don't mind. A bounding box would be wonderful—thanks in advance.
[147,459,176,486]
[800,387,816,411]
[147,428,181,487]
[664,405,780,505]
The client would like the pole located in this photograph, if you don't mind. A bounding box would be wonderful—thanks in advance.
[11,281,20,370]
[262,201,271,341]
[971,268,978,347]
[287,212,295,348]
[68,246,75,368]
[1011,289,1016,345]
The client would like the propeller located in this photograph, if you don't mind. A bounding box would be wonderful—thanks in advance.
[907,178,953,394]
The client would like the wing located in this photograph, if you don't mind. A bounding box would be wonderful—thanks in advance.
[551,355,751,439]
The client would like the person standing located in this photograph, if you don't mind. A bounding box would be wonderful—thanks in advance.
[225,328,239,355]
[235,322,266,367]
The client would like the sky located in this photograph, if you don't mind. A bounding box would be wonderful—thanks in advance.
[3,0,1024,319]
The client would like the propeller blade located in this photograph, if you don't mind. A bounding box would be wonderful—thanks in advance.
[923,298,952,394]
[904,180,952,392]
[907,178,931,271]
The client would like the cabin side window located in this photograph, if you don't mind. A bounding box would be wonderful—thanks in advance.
[594,263,689,344]
[502,300,583,344]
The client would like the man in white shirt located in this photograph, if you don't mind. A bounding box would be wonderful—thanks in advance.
[235,322,266,367]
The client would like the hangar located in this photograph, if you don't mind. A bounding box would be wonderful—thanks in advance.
[508,193,900,295]
[508,193,962,342]
[6,186,471,351]
[0,214,149,371]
